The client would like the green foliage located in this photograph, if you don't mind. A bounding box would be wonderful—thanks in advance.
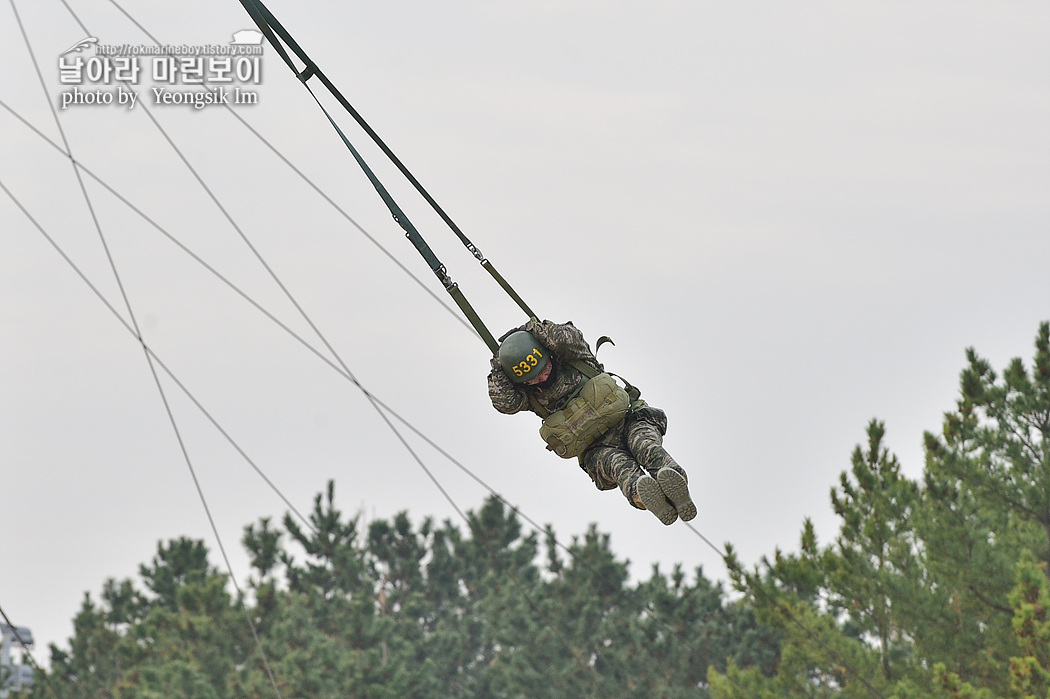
[35,488,778,698]
[712,321,1050,699]
[1008,553,1050,699]
[36,322,1050,697]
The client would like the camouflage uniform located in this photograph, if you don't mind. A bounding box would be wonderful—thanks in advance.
[487,319,689,511]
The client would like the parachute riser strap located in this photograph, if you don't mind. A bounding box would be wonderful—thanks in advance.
[237,0,309,81]
[482,259,536,319]
[316,103,443,272]
[239,0,481,252]
[447,284,498,354]
[315,97,497,352]
[238,0,539,322]
[237,0,502,353]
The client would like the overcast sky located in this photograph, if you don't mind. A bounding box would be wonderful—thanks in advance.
[2,0,1048,665]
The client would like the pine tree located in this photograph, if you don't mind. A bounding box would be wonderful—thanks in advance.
[711,322,1050,698]
[827,419,922,682]
[1007,553,1050,699]
[919,322,1050,690]
[37,485,781,697]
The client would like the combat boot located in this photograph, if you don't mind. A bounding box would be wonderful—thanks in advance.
[656,468,696,522]
[636,474,678,525]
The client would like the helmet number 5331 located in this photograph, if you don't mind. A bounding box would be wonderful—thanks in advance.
[513,348,544,377]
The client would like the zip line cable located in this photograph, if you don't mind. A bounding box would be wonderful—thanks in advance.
[9,4,283,695]
[9,3,872,692]
[41,3,592,614]
[3,18,548,576]
[10,0,591,646]
[52,0,480,537]
[15,0,586,669]
[217,104,479,341]
[75,0,732,584]
[0,171,300,695]
[3,46,750,699]
[4,82,741,643]
[235,0,538,308]
[1,173,610,691]
[0,101,322,537]
[3,87,718,617]
[0,90,556,574]
[4,93,724,699]
[682,522,887,699]
[94,0,480,341]
[225,5,888,694]
[3,153,737,693]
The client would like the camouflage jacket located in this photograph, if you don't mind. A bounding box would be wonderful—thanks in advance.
[487,319,604,417]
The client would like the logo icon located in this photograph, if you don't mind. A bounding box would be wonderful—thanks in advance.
[230,29,264,46]
[61,36,98,55]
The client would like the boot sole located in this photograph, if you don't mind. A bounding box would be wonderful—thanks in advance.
[637,475,677,525]
[657,468,697,522]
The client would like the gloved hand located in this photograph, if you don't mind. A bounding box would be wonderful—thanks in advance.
[488,353,523,400]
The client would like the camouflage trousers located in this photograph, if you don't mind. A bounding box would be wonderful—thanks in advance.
[580,404,688,510]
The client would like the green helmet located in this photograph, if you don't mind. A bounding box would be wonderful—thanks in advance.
[498,330,550,384]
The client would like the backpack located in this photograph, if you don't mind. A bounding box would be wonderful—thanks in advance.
[519,333,643,459]
[537,372,632,458]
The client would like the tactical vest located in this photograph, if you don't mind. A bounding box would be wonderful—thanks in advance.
[527,360,640,459]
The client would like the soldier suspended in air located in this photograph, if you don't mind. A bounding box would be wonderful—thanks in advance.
[488,318,696,525]
[240,0,697,523]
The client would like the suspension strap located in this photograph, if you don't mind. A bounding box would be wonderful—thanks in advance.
[237,0,535,351]
[524,358,641,419]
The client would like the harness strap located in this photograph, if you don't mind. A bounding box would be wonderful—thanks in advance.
[524,358,641,419]
[526,393,550,419]
[571,359,641,403]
